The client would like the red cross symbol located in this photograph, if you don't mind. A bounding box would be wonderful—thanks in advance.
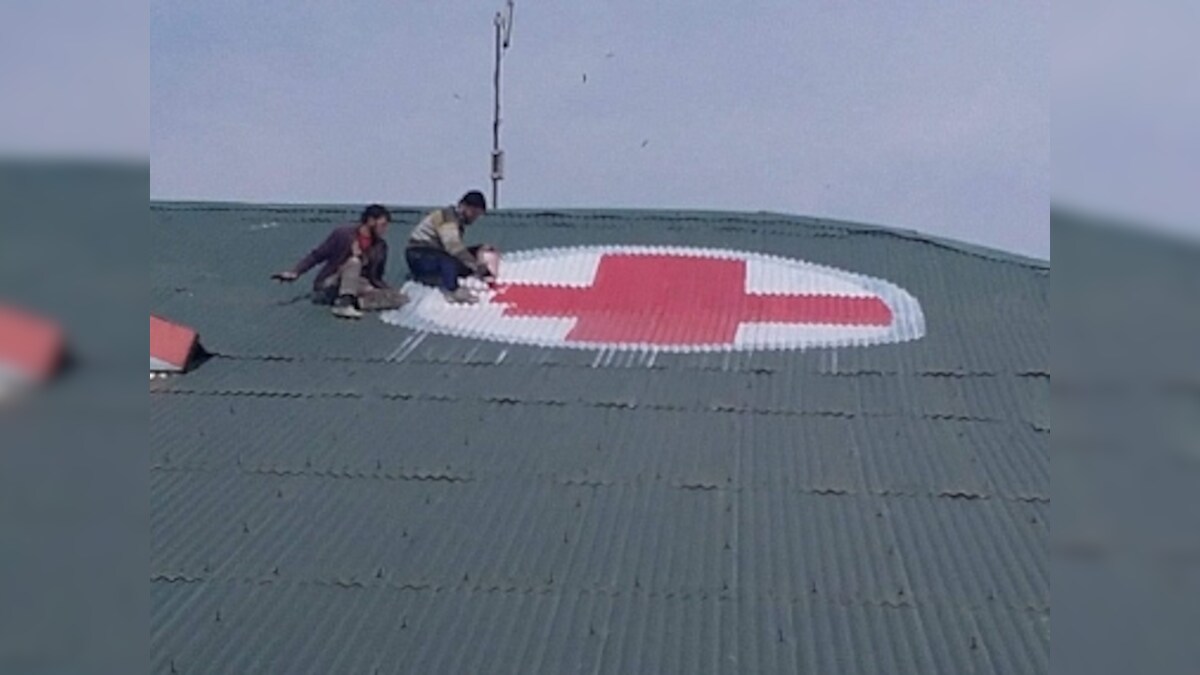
[492,254,892,345]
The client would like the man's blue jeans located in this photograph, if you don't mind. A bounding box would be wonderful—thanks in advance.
[406,246,481,291]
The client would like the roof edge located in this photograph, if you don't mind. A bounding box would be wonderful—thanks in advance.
[151,200,1049,271]
[765,210,1050,270]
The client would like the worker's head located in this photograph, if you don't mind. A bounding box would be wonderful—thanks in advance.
[458,190,488,225]
[359,204,392,237]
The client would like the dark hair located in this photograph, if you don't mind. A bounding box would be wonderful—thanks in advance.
[459,190,487,212]
[360,204,392,224]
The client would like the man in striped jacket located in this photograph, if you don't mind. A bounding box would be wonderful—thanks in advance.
[405,191,496,304]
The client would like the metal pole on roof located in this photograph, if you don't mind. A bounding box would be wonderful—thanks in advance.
[491,0,514,209]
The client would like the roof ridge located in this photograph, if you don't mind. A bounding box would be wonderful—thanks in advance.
[150,200,1049,270]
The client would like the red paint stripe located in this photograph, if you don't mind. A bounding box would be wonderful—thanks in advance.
[493,254,892,345]
[744,294,893,326]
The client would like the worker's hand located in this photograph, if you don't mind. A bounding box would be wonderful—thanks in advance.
[272,271,298,283]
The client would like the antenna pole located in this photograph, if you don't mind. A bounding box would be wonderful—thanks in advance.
[491,16,500,208]
[491,3,512,209]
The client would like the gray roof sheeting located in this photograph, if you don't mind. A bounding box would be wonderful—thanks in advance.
[151,203,1048,674]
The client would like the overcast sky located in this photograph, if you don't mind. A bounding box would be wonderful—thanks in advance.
[151,1,1047,258]
[1053,1,1200,246]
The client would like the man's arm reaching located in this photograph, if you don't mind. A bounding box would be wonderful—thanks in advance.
[436,223,487,276]
[273,231,338,281]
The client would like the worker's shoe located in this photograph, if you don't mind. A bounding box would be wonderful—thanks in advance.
[331,295,364,319]
[443,288,478,305]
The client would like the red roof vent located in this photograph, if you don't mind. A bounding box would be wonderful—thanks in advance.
[0,304,65,390]
[150,315,205,372]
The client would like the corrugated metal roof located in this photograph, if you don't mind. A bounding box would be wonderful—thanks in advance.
[151,202,1048,674]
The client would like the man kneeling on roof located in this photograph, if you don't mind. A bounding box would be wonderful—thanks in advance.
[272,204,407,319]
[405,190,498,304]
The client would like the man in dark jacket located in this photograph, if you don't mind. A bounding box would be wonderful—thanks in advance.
[272,204,406,319]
